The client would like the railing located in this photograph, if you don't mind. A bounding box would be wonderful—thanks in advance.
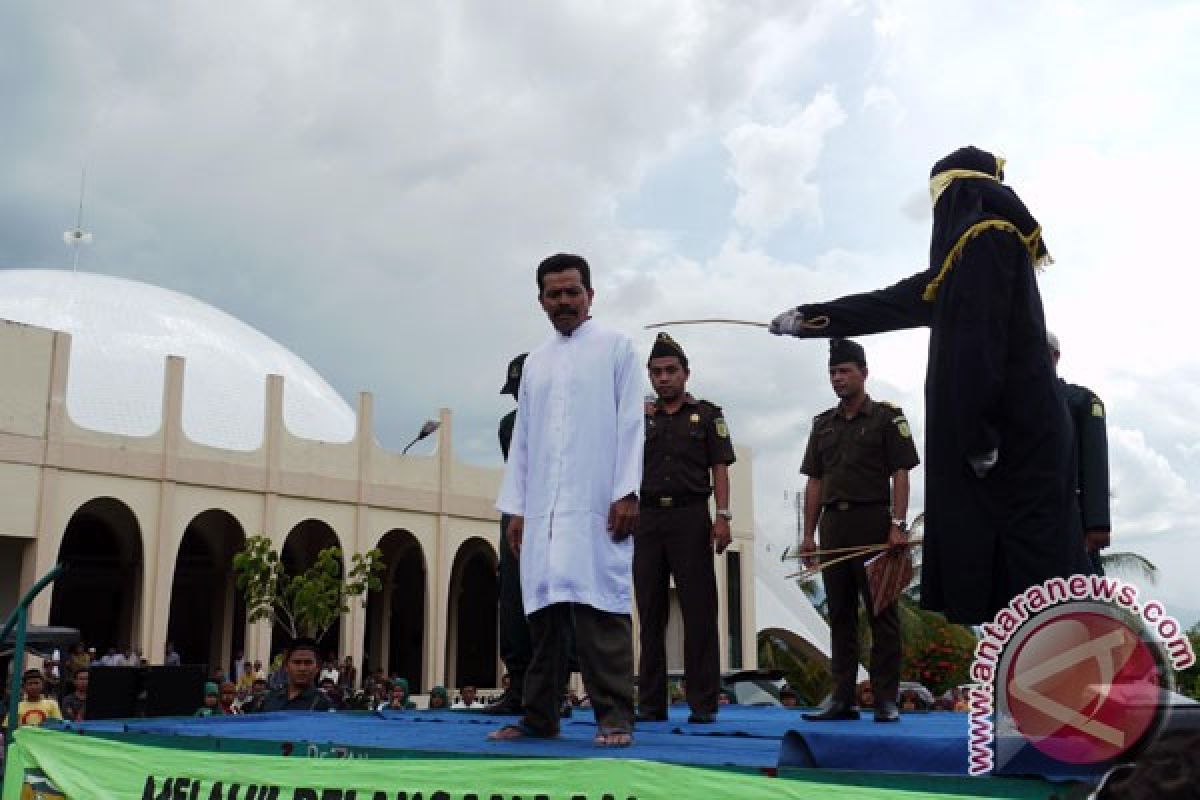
[1,563,65,745]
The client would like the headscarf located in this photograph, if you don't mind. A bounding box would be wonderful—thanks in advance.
[428,686,449,708]
[924,146,1051,302]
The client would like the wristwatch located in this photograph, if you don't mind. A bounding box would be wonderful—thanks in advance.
[716,509,733,521]
[890,517,907,531]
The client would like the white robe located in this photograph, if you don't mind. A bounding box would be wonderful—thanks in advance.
[496,319,644,615]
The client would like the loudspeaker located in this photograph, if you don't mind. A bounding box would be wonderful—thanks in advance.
[85,664,208,719]
[84,666,140,720]
[143,664,207,717]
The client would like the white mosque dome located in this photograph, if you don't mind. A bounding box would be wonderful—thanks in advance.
[0,269,356,450]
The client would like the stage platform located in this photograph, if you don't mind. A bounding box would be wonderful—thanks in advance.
[58,706,1080,798]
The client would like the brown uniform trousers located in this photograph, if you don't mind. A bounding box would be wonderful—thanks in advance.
[820,504,901,707]
[634,502,719,716]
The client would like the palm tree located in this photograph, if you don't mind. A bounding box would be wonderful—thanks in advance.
[1098,551,1157,584]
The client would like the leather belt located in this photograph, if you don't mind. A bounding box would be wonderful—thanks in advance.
[823,500,888,512]
[641,493,707,509]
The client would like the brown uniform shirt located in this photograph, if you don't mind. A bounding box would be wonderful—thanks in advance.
[800,395,919,505]
[642,394,736,499]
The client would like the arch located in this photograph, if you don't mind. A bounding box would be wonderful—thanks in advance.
[364,529,426,689]
[49,497,143,655]
[445,537,498,689]
[165,510,247,676]
[272,519,343,659]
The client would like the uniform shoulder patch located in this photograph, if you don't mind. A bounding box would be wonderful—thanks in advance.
[715,417,730,438]
[1091,399,1105,418]
[892,414,912,438]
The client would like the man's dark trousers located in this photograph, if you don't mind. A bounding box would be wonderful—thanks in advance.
[820,505,900,707]
[522,602,634,735]
[498,513,532,697]
[634,503,719,717]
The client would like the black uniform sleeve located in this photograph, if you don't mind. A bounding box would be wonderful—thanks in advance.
[704,403,737,466]
[883,406,921,472]
[796,271,933,338]
[800,421,823,478]
[1074,386,1111,532]
[498,410,516,462]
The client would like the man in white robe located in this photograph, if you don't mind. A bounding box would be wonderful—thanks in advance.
[490,253,643,746]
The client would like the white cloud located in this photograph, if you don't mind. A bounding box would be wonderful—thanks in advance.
[722,87,847,238]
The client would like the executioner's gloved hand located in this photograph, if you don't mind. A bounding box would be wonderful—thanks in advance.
[769,307,807,336]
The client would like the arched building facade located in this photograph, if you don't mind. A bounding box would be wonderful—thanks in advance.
[0,312,762,691]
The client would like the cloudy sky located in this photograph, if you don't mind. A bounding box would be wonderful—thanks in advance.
[3,1,1199,627]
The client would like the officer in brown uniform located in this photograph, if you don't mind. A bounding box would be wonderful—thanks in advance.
[635,333,736,724]
[799,338,919,723]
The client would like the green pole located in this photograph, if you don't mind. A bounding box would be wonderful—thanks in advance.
[6,607,27,734]
[2,564,65,747]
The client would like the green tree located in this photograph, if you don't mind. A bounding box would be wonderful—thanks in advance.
[1177,622,1200,700]
[233,535,384,645]
[757,633,831,706]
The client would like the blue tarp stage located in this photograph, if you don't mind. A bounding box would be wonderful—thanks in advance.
[70,706,975,774]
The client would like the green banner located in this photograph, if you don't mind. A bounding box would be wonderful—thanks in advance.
[3,726,1044,800]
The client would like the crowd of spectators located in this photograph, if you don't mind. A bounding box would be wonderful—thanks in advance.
[2,638,535,728]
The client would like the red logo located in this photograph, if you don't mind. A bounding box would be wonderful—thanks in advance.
[1004,609,1164,765]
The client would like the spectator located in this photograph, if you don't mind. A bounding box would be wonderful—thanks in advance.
[252,659,265,681]
[195,682,221,717]
[428,686,449,710]
[378,682,415,711]
[338,656,357,690]
[237,661,257,693]
[718,689,735,706]
[100,648,120,667]
[4,669,63,728]
[219,681,240,715]
[64,643,89,685]
[241,678,270,714]
[321,680,346,710]
[61,667,89,722]
[452,686,479,709]
[371,680,390,709]
[44,649,62,698]
[389,678,416,710]
[232,650,246,684]
[164,642,181,666]
[268,654,287,691]
[261,638,333,712]
[319,656,340,686]
[779,687,799,708]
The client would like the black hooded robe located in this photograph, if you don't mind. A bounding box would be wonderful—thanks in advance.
[791,228,1088,624]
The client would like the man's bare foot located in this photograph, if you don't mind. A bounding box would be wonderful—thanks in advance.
[488,722,557,741]
[593,729,633,747]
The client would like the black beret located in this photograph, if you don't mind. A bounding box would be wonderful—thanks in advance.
[829,338,866,367]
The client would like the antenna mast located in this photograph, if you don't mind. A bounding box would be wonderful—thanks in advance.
[62,168,93,271]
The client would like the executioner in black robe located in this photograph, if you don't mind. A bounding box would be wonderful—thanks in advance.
[770,146,1091,624]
